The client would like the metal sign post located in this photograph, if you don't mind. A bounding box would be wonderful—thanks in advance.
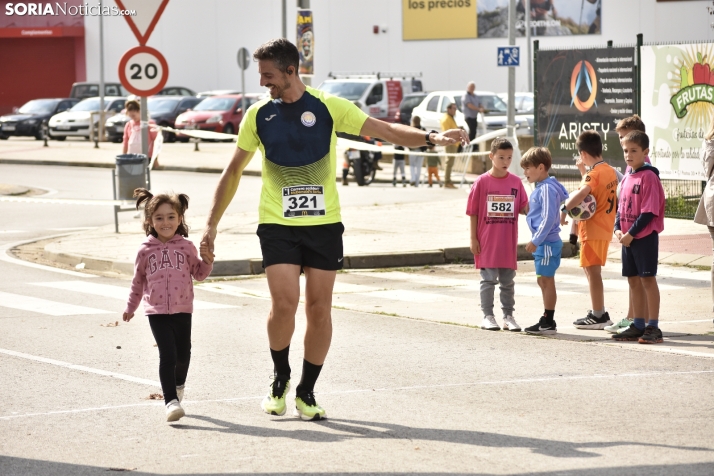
[237,47,250,118]
[507,0,516,139]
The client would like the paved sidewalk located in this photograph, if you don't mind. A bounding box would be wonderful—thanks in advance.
[1,137,712,275]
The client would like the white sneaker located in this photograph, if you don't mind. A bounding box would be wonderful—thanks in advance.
[176,385,185,403]
[502,315,521,332]
[165,399,185,422]
[481,315,500,331]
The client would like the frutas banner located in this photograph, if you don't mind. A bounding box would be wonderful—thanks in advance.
[297,9,313,75]
[536,47,636,173]
[641,43,714,180]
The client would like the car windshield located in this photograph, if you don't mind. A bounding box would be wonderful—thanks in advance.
[480,95,508,114]
[453,97,463,111]
[400,96,425,111]
[148,98,179,114]
[18,99,58,115]
[70,98,113,112]
[193,97,235,111]
[318,82,370,101]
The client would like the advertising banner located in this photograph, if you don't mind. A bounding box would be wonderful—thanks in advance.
[536,47,637,173]
[403,0,602,40]
[641,43,714,180]
[297,10,313,75]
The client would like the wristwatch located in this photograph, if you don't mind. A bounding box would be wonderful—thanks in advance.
[425,130,438,146]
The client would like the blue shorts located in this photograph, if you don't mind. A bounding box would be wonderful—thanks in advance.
[533,240,562,277]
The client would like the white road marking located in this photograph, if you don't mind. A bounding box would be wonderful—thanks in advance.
[0,234,97,278]
[31,281,237,311]
[350,271,477,288]
[0,291,112,316]
[0,347,160,388]
[3,369,714,421]
[0,230,25,234]
[556,275,683,291]
[195,282,271,300]
[357,289,464,303]
[0,196,125,205]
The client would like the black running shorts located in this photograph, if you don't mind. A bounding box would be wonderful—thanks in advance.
[256,222,345,271]
[621,231,658,277]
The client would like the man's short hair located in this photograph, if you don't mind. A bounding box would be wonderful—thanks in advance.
[447,102,456,109]
[622,130,649,150]
[520,146,552,170]
[491,137,513,154]
[616,114,646,133]
[253,38,300,74]
[125,99,140,112]
[576,130,603,157]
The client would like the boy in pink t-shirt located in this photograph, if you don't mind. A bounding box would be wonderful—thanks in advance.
[466,138,528,332]
[613,131,665,345]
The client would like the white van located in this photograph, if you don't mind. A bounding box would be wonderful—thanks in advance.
[317,73,423,122]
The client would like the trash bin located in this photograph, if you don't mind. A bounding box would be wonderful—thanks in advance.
[115,154,148,200]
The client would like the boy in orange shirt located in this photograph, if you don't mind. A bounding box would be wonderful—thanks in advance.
[561,131,619,329]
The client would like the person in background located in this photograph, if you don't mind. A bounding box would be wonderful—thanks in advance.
[440,103,461,189]
[694,113,714,323]
[425,145,441,188]
[123,99,160,169]
[409,116,426,187]
[393,145,407,187]
[462,82,483,144]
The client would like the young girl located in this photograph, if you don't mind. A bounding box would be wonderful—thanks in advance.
[123,188,213,422]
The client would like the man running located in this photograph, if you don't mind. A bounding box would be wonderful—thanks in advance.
[200,38,468,421]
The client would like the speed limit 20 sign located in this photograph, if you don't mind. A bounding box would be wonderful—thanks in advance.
[118,45,169,97]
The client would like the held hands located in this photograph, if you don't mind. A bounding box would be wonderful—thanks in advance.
[525,241,537,253]
[122,312,134,322]
[200,227,217,264]
[618,232,634,247]
[470,238,481,256]
[432,129,470,147]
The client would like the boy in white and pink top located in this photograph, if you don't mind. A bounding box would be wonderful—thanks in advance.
[467,138,528,332]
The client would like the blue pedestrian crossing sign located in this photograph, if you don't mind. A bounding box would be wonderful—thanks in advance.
[497,47,520,66]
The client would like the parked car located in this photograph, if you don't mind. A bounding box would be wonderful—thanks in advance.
[394,92,428,125]
[173,94,262,141]
[105,95,204,143]
[498,92,534,135]
[411,90,481,136]
[155,86,196,97]
[196,89,243,98]
[48,96,126,140]
[0,98,79,140]
[318,74,423,122]
[69,82,128,99]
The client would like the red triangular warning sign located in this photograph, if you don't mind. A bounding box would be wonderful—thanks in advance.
[114,0,170,46]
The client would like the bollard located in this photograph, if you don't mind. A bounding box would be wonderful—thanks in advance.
[42,123,48,147]
[193,138,200,152]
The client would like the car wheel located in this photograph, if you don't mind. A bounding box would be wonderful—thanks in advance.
[53,135,66,141]
[222,123,235,141]
[34,123,47,140]
[161,123,176,143]
[0,134,8,140]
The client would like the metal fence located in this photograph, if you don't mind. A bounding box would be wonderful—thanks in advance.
[550,172,704,220]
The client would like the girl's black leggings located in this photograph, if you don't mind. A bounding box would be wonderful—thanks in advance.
[148,313,192,405]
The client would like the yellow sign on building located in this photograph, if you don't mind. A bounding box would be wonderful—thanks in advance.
[402,0,477,40]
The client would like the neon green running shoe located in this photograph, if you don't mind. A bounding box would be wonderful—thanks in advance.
[605,318,633,334]
[294,392,327,421]
[261,377,290,416]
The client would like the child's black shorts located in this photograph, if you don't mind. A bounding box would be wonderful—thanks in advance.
[257,222,345,271]
[622,231,658,277]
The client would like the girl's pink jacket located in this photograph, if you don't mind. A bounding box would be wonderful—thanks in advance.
[124,234,212,315]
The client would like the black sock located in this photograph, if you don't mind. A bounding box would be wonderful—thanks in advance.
[544,309,555,321]
[270,345,291,380]
[295,359,323,397]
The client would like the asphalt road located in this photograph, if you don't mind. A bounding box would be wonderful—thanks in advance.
[2,165,714,475]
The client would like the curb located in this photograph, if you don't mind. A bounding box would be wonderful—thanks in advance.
[40,241,576,277]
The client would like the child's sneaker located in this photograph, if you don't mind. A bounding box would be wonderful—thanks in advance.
[573,311,612,329]
[612,323,644,341]
[480,315,500,331]
[638,326,663,344]
[165,399,185,422]
[604,318,632,334]
[525,318,557,335]
[502,315,521,332]
[176,385,185,403]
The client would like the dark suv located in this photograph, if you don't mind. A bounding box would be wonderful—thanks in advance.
[395,92,428,125]
[0,98,79,140]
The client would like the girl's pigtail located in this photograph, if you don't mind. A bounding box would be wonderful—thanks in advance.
[133,188,153,210]
[177,193,190,214]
